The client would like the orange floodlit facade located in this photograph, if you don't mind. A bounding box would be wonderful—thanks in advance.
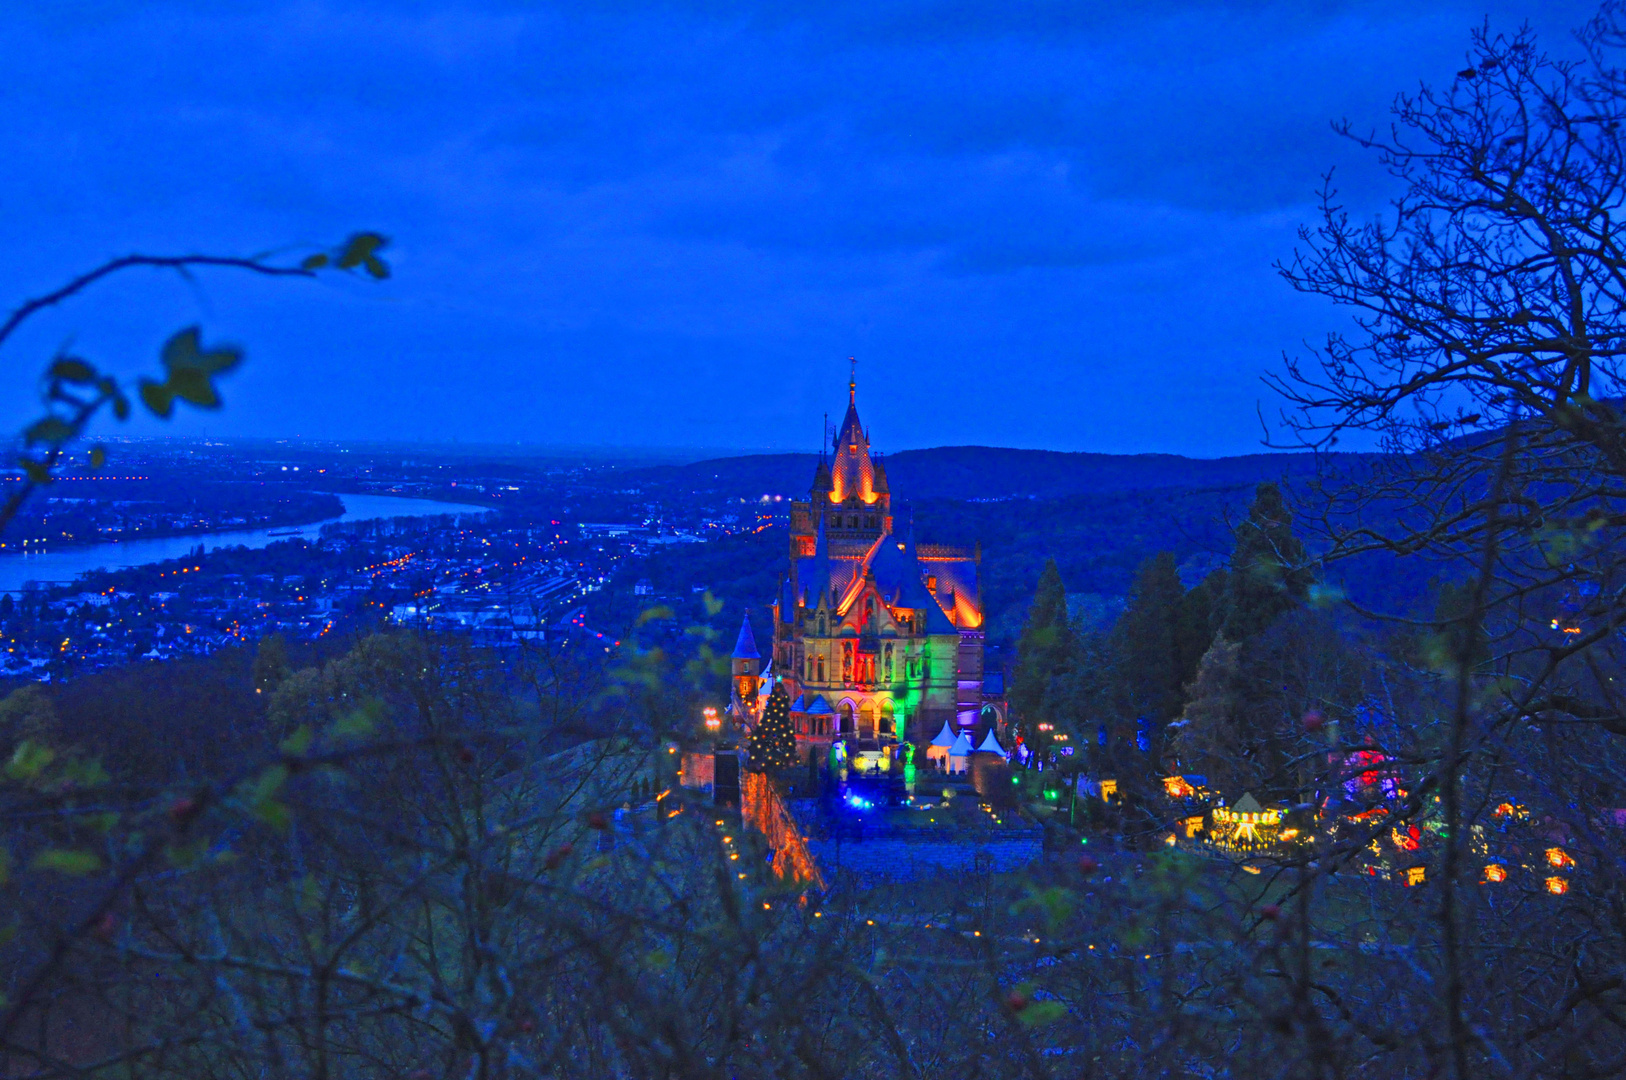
[772,370,1002,752]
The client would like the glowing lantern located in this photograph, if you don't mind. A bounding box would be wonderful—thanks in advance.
[1404,866,1426,887]
[1545,847,1574,870]
[703,706,721,733]
[1482,864,1507,883]
[1545,877,1568,895]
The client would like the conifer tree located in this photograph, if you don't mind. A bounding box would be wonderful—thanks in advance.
[1011,559,1073,733]
[1112,552,1187,726]
[1221,482,1311,642]
[748,681,797,772]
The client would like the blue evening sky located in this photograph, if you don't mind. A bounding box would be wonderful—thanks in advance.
[0,1,1598,456]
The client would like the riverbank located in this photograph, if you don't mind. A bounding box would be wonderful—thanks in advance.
[0,493,492,593]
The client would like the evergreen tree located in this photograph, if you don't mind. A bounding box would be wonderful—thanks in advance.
[1221,482,1311,642]
[748,681,797,772]
[1112,552,1187,726]
[1165,637,1246,791]
[1175,568,1226,677]
[1011,559,1074,734]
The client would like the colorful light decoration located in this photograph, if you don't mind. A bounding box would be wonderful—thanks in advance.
[1545,847,1574,870]
[703,706,721,733]
[1163,776,1196,799]
[1483,863,1507,883]
[1546,876,1569,895]
[1404,866,1426,887]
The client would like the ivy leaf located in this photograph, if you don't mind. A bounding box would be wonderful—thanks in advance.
[31,849,102,876]
[167,367,219,408]
[111,394,131,421]
[301,252,330,271]
[48,357,96,384]
[19,459,52,485]
[139,380,175,419]
[161,327,241,377]
[89,445,107,470]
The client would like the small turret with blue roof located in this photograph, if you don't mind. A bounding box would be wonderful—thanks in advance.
[731,612,761,711]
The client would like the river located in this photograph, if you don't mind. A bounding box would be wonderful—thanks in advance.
[0,493,492,593]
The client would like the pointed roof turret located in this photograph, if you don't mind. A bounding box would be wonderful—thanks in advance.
[830,366,876,505]
[732,613,760,660]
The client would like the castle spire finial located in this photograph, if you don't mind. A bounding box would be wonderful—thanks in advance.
[848,356,856,404]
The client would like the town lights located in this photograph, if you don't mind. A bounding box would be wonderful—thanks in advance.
[703,706,720,733]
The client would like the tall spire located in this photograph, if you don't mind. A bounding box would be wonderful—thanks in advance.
[831,363,875,504]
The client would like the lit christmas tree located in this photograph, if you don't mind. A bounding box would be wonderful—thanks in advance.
[748,681,797,772]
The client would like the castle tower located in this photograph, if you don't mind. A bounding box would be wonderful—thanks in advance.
[732,612,762,710]
[775,366,1003,760]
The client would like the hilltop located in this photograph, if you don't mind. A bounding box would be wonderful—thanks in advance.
[628,445,1372,502]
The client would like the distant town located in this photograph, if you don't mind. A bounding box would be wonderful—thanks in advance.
[0,437,787,679]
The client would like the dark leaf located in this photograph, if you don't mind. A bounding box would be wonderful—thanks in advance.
[161,326,241,376]
[139,379,175,419]
[23,417,75,446]
[19,459,52,484]
[111,394,131,421]
[47,357,96,384]
[301,252,330,270]
[336,231,389,274]
[167,367,220,408]
[89,444,106,469]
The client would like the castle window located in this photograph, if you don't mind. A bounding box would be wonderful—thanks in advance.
[927,575,937,592]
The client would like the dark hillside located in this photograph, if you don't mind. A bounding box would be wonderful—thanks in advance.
[627,446,1376,501]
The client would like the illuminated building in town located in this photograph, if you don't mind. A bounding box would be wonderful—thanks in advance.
[767,372,1001,754]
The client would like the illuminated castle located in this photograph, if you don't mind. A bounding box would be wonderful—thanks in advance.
[769,372,1000,754]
